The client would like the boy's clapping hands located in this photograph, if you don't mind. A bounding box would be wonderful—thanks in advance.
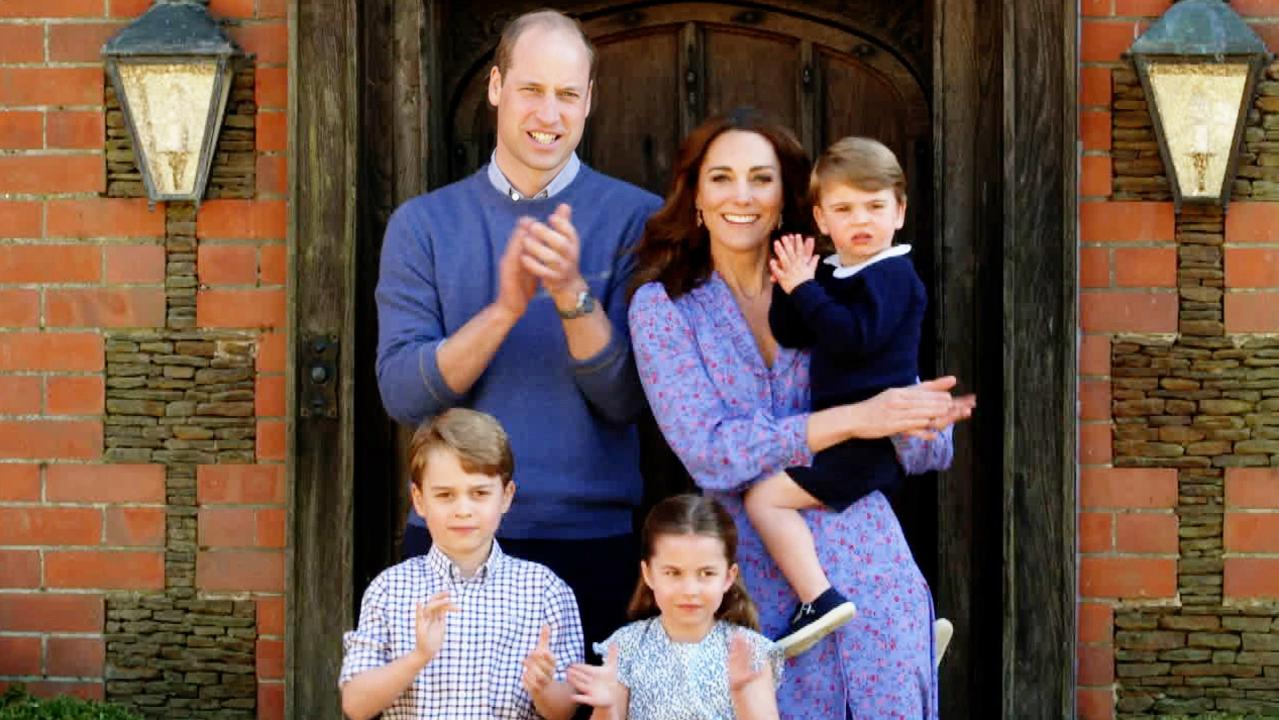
[413,591,456,664]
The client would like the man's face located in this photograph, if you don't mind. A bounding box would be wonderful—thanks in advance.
[488,25,593,190]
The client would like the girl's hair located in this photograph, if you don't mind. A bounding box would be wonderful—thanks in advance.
[626,494,760,631]
[629,108,813,300]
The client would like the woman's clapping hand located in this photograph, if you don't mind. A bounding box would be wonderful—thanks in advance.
[856,376,976,439]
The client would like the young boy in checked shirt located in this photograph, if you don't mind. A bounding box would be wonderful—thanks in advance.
[340,408,582,719]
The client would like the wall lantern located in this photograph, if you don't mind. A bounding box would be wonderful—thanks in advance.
[101,0,243,206]
[1127,0,1273,210]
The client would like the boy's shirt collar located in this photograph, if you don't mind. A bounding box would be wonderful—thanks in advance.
[425,540,506,584]
[823,243,912,279]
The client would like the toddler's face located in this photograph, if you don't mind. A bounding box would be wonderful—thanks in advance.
[813,182,905,266]
[411,448,513,563]
[641,533,738,640]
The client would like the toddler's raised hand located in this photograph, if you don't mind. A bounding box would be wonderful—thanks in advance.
[769,234,819,293]
[567,643,621,709]
[522,624,557,696]
[413,591,456,664]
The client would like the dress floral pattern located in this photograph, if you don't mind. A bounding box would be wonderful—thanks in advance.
[593,618,782,720]
[628,275,940,720]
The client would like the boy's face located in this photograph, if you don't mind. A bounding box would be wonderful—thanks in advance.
[411,448,514,564]
[813,182,906,266]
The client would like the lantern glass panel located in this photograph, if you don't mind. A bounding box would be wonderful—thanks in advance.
[117,59,220,197]
[1146,62,1249,200]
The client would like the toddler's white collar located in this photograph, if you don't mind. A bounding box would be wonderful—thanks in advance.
[823,244,912,279]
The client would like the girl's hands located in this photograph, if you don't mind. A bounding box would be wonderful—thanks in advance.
[412,591,457,665]
[522,625,557,696]
[567,643,622,709]
[769,234,819,294]
[727,632,766,693]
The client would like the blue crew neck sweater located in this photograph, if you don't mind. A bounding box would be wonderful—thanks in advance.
[375,165,662,539]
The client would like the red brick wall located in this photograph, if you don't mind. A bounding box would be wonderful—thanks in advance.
[1081,1,1279,718]
[0,1,287,717]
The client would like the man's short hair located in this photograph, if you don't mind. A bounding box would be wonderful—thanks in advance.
[409,408,514,487]
[811,136,907,204]
[493,9,597,82]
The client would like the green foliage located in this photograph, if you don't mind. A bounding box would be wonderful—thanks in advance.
[0,686,142,720]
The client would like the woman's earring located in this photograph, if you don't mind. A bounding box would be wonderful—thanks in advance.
[696,208,704,227]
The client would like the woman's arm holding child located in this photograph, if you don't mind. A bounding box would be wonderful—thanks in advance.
[340,592,455,720]
[727,633,780,720]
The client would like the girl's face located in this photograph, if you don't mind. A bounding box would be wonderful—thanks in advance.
[694,130,784,257]
[640,533,738,641]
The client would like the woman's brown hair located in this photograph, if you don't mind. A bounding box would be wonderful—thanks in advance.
[626,493,760,631]
[630,108,813,300]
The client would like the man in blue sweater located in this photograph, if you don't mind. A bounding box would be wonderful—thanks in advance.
[374,9,661,656]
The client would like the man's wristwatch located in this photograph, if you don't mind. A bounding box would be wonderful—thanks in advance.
[556,289,596,319]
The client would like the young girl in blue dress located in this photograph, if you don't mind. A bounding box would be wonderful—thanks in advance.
[566,494,782,720]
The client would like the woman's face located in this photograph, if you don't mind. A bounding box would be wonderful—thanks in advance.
[695,130,784,256]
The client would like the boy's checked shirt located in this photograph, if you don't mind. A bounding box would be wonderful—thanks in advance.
[339,541,584,719]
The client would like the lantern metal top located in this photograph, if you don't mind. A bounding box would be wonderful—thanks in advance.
[102,0,241,59]
[1128,0,1269,59]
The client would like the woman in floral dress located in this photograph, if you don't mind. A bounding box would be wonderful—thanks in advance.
[627,110,971,719]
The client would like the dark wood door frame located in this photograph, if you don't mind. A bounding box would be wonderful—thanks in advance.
[289,1,1077,716]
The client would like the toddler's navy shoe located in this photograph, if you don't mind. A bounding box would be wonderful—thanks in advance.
[774,587,857,657]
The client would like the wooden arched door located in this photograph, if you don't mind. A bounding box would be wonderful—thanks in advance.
[448,4,929,235]
[446,2,938,555]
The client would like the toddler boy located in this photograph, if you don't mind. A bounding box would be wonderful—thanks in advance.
[746,137,927,657]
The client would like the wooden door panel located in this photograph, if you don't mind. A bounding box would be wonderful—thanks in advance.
[447,5,928,197]
[820,51,908,159]
[585,29,682,193]
[702,28,799,129]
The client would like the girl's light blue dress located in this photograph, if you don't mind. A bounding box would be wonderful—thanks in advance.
[593,618,783,720]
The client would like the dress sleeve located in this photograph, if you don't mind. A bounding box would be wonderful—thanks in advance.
[339,576,392,687]
[628,283,811,494]
[893,424,955,474]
